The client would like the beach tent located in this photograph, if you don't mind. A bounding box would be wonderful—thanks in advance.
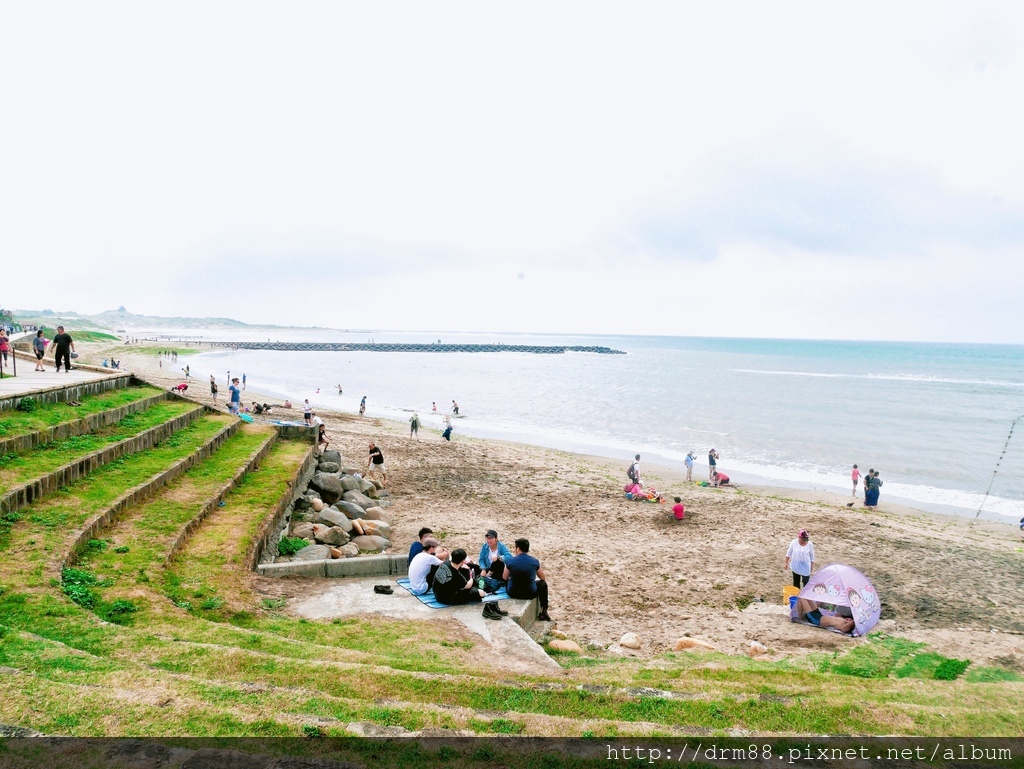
[795,563,881,637]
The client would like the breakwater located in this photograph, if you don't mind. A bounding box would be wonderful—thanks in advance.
[207,342,626,355]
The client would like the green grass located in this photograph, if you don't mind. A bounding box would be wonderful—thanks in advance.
[0,385,163,438]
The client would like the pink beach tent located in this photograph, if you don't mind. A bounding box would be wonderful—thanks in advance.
[796,563,881,637]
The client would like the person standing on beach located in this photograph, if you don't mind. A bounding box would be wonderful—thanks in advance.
[684,452,695,482]
[785,529,817,588]
[452,400,459,415]
[303,400,312,425]
[708,449,719,481]
[337,384,343,395]
[242,373,246,390]
[359,396,366,416]
[849,464,861,506]
[367,441,387,486]
[864,470,882,508]
[627,454,642,486]
[409,412,420,438]
[210,375,219,404]
[52,326,75,373]
[33,330,48,371]
[228,378,241,415]
[432,402,437,413]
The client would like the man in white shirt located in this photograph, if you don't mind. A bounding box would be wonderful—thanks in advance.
[408,538,449,595]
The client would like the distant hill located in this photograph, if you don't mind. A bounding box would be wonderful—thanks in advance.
[15,309,329,333]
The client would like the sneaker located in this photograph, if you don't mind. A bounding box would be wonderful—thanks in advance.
[537,611,551,622]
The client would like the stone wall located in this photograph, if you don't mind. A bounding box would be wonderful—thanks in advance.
[1,405,206,516]
[255,553,409,578]
[0,392,172,456]
[246,445,319,570]
[57,419,242,577]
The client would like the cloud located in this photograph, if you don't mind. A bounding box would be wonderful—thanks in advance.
[617,133,1024,261]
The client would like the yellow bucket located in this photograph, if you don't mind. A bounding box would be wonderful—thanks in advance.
[782,585,800,604]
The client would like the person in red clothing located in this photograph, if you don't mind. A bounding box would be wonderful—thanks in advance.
[672,497,686,520]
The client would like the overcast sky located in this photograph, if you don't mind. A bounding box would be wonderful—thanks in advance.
[3,2,1023,342]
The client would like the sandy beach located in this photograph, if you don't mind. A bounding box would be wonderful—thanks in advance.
[92,339,1024,668]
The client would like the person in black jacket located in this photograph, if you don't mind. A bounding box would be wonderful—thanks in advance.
[432,549,485,606]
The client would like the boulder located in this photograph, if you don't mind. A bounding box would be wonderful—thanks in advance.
[293,495,312,511]
[350,535,391,552]
[342,490,375,510]
[329,547,344,559]
[350,519,364,536]
[293,544,331,561]
[311,524,331,541]
[340,543,359,558]
[619,633,642,650]
[548,639,584,654]
[746,641,769,658]
[311,507,353,532]
[364,507,392,524]
[339,474,361,492]
[335,500,367,519]
[316,526,350,546]
[358,479,378,495]
[549,629,568,640]
[290,522,315,539]
[674,637,717,652]
[311,498,324,512]
[360,520,391,539]
[310,472,344,505]
[320,449,342,465]
[318,460,341,473]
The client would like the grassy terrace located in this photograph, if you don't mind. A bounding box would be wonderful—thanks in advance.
[0,399,199,490]
[0,385,163,438]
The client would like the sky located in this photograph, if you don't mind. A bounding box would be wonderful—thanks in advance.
[2,2,1024,343]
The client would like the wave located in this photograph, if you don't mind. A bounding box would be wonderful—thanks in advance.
[731,369,1024,387]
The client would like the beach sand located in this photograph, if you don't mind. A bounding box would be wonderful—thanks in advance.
[91,340,1024,667]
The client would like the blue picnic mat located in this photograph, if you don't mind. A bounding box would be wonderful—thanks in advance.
[396,577,508,608]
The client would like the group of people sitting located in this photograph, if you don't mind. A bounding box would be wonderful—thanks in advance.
[406,527,551,621]
[102,359,121,369]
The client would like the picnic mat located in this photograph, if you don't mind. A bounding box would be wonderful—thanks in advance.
[396,578,508,608]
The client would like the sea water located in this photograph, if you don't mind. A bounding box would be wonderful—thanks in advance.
[155,329,1024,522]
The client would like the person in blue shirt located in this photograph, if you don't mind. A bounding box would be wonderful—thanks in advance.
[408,527,434,566]
[478,529,513,574]
[228,378,242,415]
[503,538,551,621]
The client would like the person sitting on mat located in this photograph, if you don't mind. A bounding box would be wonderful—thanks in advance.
[432,549,486,606]
[408,539,448,596]
[795,597,855,634]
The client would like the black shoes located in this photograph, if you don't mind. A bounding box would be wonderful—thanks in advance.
[482,602,504,620]
[373,585,393,595]
[537,610,551,622]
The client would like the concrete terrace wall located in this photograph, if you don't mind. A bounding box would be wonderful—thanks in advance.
[0,392,172,457]
[57,419,242,577]
[256,553,409,579]
[165,432,279,566]
[1,405,205,516]
[246,445,319,570]
[0,370,135,412]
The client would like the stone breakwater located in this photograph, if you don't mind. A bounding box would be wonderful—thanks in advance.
[207,341,626,355]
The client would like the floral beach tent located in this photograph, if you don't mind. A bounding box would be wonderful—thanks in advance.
[796,563,881,637]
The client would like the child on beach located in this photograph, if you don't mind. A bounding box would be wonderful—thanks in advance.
[672,497,686,520]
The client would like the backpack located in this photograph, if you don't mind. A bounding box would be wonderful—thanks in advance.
[626,463,638,483]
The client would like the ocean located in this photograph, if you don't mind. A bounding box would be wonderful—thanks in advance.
[148,329,1024,522]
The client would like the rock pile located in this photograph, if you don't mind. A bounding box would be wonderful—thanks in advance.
[274,450,394,561]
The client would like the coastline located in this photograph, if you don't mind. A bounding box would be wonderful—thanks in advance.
[88,338,1024,666]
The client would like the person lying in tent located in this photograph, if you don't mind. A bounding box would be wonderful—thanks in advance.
[794,596,855,634]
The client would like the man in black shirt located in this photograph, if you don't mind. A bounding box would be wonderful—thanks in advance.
[52,326,75,373]
[432,549,485,606]
[366,442,387,487]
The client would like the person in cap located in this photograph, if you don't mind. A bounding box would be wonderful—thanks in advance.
[684,451,695,482]
[478,529,513,587]
[785,530,817,589]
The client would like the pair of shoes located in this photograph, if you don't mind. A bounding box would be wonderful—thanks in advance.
[537,611,551,622]
[486,601,508,616]
[373,585,393,595]
[482,602,503,620]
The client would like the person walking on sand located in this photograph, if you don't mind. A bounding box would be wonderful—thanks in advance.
[864,469,882,508]
[452,400,459,416]
[708,448,719,481]
[627,454,641,486]
[303,399,312,425]
[52,326,75,373]
[228,378,241,415]
[785,529,817,588]
[33,330,48,371]
[359,396,366,416]
[847,464,861,507]
[367,441,387,486]
[684,451,695,482]
[337,384,343,395]
[210,375,219,404]
[409,412,420,438]
[432,402,437,413]
[242,373,246,390]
